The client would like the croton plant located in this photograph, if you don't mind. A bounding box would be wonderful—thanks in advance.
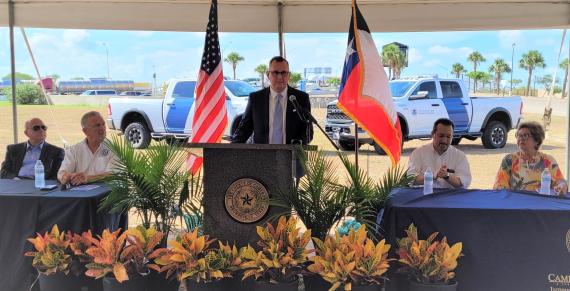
[239,215,312,284]
[396,223,463,284]
[149,228,241,283]
[307,225,392,291]
[25,225,72,275]
[84,226,164,283]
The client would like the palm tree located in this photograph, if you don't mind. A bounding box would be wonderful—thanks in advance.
[451,63,466,78]
[560,58,569,98]
[489,58,512,94]
[519,50,546,96]
[254,64,267,87]
[393,52,407,79]
[467,51,486,91]
[224,52,244,80]
[382,44,401,80]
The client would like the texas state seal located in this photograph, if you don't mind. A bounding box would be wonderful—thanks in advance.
[224,178,269,223]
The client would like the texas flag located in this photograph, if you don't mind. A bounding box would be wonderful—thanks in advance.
[338,0,402,164]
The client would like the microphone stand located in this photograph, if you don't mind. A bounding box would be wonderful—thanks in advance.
[299,108,339,151]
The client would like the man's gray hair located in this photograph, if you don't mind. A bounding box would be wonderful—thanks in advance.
[81,111,102,129]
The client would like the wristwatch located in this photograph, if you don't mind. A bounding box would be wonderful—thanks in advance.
[443,172,450,180]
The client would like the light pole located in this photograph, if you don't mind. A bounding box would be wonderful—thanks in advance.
[102,42,110,79]
[510,43,515,95]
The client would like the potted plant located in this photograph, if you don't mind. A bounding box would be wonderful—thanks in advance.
[396,224,463,291]
[102,136,190,290]
[307,225,392,291]
[25,225,98,291]
[101,136,189,243]
[84,226,164,291]
[239,215,311,291]
[149,228,242,291]
[272,149,411,290]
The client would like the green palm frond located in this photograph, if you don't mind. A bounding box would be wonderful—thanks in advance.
[101,136,190,239]
[271,149,348,239]
[373,163,414,213]
[181,171,204,232]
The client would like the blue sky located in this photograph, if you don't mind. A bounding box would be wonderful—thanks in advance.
[0,28,568,87]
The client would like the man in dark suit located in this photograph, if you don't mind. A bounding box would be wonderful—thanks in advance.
[231,56,313,144]
[1,118,64,180]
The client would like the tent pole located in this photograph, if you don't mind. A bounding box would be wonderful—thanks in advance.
[277,2,284,57]
[566,35,570,181]
[20,28,53,105]
[9,0,18,143]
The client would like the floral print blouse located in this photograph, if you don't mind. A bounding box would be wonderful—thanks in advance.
[493,151,565,192]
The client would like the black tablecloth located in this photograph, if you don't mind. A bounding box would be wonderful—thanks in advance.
[381,187,570,291]
[0,179,125,291]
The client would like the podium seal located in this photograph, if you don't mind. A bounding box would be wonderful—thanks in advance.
[225,178,269,223]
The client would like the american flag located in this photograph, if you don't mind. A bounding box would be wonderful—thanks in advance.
[187,0,227,174]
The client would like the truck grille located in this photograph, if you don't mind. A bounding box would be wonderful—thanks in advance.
[327,105,349,120]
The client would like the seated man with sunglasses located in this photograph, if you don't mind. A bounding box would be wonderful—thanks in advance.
[1,118,64,180]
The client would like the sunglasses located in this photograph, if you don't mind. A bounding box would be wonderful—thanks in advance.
[269,71,290,77]
[515,132,531,140]
[32,125,48,131]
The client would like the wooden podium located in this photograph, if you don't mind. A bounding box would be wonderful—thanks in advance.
[188,143,301,247]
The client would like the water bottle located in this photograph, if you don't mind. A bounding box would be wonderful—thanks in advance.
[423,168,433,195]
[540,168,551,195]
[34,160,45,189]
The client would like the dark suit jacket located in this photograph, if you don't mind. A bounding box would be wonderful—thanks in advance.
[231,86,314,144]
[1,141,65,180]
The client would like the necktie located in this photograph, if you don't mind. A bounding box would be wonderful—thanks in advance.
[271,94,283,144]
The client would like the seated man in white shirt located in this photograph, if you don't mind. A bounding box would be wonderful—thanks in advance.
[408,118,472,189]
[58,111,117,186]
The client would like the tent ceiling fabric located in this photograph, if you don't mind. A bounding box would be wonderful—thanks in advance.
[0,0,569,32]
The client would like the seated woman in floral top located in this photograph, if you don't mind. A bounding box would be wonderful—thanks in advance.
[493,121,567,195]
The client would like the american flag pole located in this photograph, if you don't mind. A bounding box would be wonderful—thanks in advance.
[187,0,228,174]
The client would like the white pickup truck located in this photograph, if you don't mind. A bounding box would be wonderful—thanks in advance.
[106,79,256,148]
[325,76,523,154]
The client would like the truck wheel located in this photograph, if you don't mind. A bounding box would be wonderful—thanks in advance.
[451,137,462,145]
[124,122,151,149]
[373,143,387,155]
[338,140,358,151]
[482,121,507,149]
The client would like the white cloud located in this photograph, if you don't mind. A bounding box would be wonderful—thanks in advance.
[428,45,473,58]
[408,48,422,64]
[498,30,522,49]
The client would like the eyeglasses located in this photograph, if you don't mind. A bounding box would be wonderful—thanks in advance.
[32,125,47,131]
[515,132,532,140]
[269,71,289,77]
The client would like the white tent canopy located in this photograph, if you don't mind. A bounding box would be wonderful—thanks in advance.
[1,0,569,32]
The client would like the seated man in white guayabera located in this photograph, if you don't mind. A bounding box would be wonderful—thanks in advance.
[58,111,117,186]
[408,118,472,189]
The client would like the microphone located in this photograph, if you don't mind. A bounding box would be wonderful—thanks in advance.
[288,95,306,121]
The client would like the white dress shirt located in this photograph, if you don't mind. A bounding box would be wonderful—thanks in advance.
[407,143,472,189]
[268,87,288,144]
[57,139,117,181]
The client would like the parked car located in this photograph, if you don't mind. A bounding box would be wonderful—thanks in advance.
[119,91,144,96]
[325,76,523,154]
[81,90,117,96]
[107,79,256,149]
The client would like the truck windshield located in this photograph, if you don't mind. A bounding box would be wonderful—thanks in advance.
[389,81,415,97]
[225,81,257,97]
[172,81,196,98]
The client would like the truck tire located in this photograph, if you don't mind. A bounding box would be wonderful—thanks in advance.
[124,122,151,149]
[451,137,462,145]
[482,121,507,149]
[338,140,359,151]
[373,142,387,155]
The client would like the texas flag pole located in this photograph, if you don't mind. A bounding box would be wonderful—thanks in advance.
[337,0,402,166]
